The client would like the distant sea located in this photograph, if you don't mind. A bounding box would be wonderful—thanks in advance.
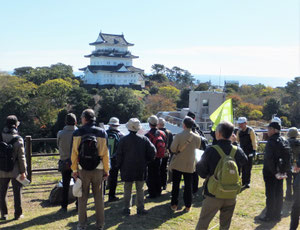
[193,74,296,88]
[7,71,295,88]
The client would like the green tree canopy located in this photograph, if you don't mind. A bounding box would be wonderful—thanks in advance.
[97,87,144,124]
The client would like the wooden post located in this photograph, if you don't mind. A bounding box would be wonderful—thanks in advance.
[25,136,32,182]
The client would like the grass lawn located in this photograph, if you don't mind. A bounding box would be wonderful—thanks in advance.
[0,164,293,230]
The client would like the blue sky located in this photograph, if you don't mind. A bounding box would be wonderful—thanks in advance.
[0,0,299,86]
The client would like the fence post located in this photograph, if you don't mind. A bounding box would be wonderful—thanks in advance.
[25,136,32,182]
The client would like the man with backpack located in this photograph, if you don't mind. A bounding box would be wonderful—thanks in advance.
[259,121,291,222]
[116,118,156,215]
[57,113,77,212]
[0,115,27,220]
[106,117,124,202]
[286,127,300,201]
[71,109,109,230]
[169,117,201,212]
[196,121,247,230]
[236,117,257,189]
[145,115,167,199]
[158,118,173,190]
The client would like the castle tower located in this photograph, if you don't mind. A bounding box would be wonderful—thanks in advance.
[80,32,145,88]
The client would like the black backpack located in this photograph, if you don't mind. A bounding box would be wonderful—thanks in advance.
[0,135,20,172]
[277,137,291,173]
[78,132,101,170]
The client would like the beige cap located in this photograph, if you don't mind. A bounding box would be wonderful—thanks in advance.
[126,118,141,132]
[148,115,158,125]
[287,127,299,138]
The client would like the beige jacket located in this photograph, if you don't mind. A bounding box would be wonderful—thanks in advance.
[0,129,27,178]
[170,129,201,173]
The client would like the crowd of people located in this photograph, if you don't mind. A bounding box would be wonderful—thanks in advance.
[0,110,299,230]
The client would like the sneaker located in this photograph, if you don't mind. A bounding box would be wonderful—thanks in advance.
[170,205,177,211]
[14,214,24,220]
[0,215,7,221]
[137,209,148,215]
[243,184,250,189]
[108,196,120,202]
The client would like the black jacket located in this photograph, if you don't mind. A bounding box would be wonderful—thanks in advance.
[196,139,248,197]
[263,133,291,176]
[116,132,156,182]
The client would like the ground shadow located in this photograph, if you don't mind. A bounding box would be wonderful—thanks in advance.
[254,200,292,230]
[115,202,186,230]
[0,209,78,230]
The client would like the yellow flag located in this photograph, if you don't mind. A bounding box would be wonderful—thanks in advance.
[210,99,233,131]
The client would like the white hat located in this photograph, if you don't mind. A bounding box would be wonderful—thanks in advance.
[148,115,158,125]
[271,117,282,125]
[126,118,141,132]
[108,117,120,126]
[158,118,166,126]
[72,178,82,198]
[237,117,247,124]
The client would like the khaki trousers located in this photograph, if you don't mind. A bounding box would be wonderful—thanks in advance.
[196,196,236,230]
[78,169,104,228]
[124,181,145,212]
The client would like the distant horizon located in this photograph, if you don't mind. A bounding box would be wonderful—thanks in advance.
[2,69,294,88]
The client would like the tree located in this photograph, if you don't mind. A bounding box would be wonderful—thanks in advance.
[145,94,176,115]
[158,86,180,103]
[38,78,74,108]
[14,63,75,85]
[151,64,165,75]
[177,88,191,108]
[194,82,210,91]
[98,88,144,123]
[68,87,95,120]
[148,74,168,83]
[249,110,263,120]
[262,98,281,120]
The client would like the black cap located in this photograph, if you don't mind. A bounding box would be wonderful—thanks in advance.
[268,122,281,131]
[187,111,196,120]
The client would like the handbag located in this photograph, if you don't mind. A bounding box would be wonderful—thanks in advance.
[58,159,71,172]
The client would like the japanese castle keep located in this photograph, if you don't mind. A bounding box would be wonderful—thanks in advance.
[80,32,145,88]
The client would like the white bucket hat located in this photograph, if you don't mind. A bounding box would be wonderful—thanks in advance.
[126,118,141,132]
[108,117,120,126]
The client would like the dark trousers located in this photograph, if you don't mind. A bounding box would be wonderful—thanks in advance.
[0,178,22,218]
[171,169,193,208]
[263,174,283,219]
[147,158,162,197]
[160,156,169,188]
[241,156,253,185]
[290,174,300,230]
[61,169,72,208]
[192,172,199,193]
[108,158,119,198]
